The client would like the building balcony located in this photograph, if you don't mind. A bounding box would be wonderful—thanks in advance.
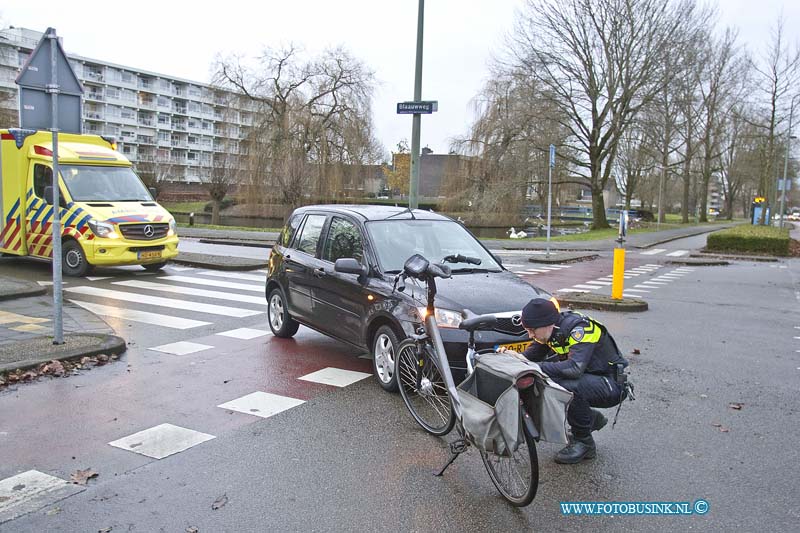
[85,92,104,102]
[84,111,104,121]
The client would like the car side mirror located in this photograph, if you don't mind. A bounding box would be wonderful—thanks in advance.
[334,258,368,276]
[44,186,54,205]
[148,187,157,199]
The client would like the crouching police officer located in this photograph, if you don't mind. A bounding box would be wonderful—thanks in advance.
[498,298,629,464]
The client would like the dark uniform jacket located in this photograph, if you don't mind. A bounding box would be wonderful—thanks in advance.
[522,311,628,381]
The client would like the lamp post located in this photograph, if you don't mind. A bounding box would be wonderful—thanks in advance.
[779,94,800,228]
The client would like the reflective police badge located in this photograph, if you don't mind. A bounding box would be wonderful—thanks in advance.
[570,327,585,342]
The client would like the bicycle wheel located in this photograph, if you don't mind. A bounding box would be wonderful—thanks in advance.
[396,339,455,437]
[480,422,539,507]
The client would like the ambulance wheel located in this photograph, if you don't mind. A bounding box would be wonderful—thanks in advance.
[62,240,90,277]
[142,262,167,272]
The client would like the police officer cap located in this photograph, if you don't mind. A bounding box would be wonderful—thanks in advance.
[521,298,559,328]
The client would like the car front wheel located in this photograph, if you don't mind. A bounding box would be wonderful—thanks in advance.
[372,325,401,392]
[268,287,299,338]
[62,240,90,277]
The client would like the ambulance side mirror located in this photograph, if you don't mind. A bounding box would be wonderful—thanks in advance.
[44,186,54,205]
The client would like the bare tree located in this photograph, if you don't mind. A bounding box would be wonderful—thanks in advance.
[696,28,744,222]
[213,45,382,208]
[508,0,697,229]
[134,153,175,200]
[749,15,800,223]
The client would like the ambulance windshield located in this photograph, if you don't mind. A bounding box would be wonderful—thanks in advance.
[60,165,153,202]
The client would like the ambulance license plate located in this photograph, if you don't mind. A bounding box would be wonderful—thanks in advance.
[138,250,162,260]
[498,341,532,353]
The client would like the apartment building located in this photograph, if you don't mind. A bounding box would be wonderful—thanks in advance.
[0,26,250,183]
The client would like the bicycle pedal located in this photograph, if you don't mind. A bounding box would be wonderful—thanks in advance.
[450,439,468,454]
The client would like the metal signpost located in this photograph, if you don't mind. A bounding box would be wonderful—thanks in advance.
[16,28,84,344]
[779,95,799,229]
[395,0,441,211]
[546,144,555,258]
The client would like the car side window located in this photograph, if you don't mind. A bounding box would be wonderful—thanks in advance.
[33,164,52,198]
[322,217,363,264]
[279,214,302,247]
[294,214,327,256]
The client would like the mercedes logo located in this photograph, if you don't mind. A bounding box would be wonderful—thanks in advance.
[143,224,155,238]
[511,314,522,327]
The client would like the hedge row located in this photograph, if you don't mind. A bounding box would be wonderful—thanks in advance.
[706,225,790,256]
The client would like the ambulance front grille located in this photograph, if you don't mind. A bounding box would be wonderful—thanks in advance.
[119,223,169,241]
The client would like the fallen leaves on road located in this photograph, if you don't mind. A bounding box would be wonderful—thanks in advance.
[186,527,199,533]
[211,493,229,510]
[98,528,113,533]
[711,423,730,433]
[728,402,744,410]
[0,354,121,390]
[632,348,641,355]
[70,468,99,485]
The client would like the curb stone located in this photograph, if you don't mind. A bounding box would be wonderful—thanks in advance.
[172,252,267,271]
[0,333,126,374]
[667,258,729,266]
[557,293,648,312]
[528,252,599,264]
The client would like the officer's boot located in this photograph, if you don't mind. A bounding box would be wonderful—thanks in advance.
[592,410,608,432]
[555,433,596,464]
[567,411,607,441]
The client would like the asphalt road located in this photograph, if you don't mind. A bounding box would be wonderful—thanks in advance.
[1,235,798,531]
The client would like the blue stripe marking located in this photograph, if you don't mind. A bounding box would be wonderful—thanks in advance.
[40,206,53,227]
[76,214,91,230]
[64,208,81,227]
[30,202,47,225]
[6,199,20,223]
[26,198,40,215]
[26,189,33,199]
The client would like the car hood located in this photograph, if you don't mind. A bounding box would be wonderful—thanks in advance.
[79,202,174,224]
[402,270,551,315]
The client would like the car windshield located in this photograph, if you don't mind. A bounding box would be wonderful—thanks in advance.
[60,165,153,202]
[366,219,502,273]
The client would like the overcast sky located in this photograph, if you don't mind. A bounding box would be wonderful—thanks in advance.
[2,0,799,160]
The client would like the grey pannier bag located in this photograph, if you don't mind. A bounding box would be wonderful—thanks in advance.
[457,352,572,455]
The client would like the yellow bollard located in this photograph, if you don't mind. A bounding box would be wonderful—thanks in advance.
[611,247,625,300]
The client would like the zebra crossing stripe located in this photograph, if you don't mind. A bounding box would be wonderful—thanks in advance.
[666,250,689,257]
[71,300,211,329]
[158,275,262,293]
[625,288,650,293]
[65,286,261,317]
[586,280,612,286]
[199,270,266,282]
[640,249,667,255]
[114,280,266,306]
[572,284,601,290]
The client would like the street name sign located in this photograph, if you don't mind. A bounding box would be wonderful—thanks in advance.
[397,101,438,114]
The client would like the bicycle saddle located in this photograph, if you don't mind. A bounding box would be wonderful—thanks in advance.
[459,314,498,332]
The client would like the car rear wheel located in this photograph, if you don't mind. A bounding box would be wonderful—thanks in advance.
[268,287,299,338]
[372,325,400,392]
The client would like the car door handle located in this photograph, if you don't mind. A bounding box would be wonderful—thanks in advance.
[313,267,326,278]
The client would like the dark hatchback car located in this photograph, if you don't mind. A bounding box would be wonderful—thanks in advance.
[265,205,556,391]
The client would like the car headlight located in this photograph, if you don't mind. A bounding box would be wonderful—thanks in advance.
[87,219,119,239]
[416,307,463,328]
[168,218,177,237]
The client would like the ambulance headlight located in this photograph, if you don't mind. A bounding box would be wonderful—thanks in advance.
[168,219,177,237]
[88,219,119,239]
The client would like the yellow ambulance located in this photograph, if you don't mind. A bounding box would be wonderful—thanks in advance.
[0,128,179,276]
